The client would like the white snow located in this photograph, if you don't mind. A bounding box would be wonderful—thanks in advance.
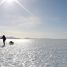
[0,39,67,67]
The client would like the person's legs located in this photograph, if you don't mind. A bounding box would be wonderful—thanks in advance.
[2,40,5,47]
[3,41,5,45]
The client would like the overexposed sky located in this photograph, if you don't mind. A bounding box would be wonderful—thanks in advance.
[0,0,67,38]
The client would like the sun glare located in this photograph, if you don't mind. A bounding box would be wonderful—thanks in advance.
[0,0,33,15]
[5,0,15,4]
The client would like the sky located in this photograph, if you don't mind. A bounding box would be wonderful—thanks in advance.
[0,0,67,39]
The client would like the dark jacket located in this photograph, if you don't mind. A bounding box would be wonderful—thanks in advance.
[1,35,6,41]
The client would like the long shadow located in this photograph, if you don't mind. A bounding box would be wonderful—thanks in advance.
[0,44,5,48]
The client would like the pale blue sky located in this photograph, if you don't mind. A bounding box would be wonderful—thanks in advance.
[0,0,67,38]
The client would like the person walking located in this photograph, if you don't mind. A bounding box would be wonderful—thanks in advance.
[1,35,6,47]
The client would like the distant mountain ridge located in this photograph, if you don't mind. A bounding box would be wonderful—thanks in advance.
[6,36,20,39]
[0,36,20,39]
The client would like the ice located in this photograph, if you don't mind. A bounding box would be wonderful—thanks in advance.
[0,39,67,67]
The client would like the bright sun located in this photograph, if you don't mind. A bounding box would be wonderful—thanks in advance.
[0,0,33,15]
[5,0,15,3]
